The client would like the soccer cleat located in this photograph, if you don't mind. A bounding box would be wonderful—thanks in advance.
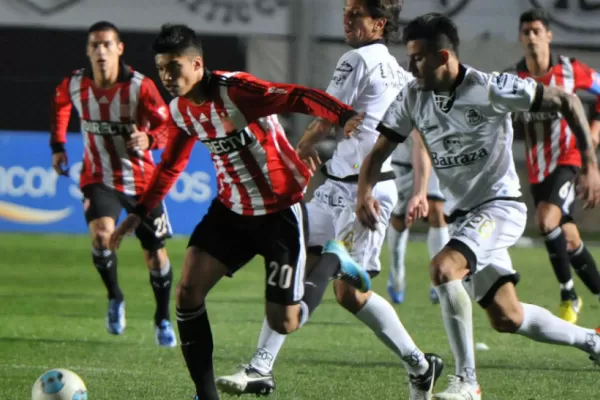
[154,319,177,348]
[387,282,405,304]
[558,296,582,324]
[216,364,275,396]
[588,331,600,367]
[430,287,440,304]
[409,353,444,400]
[323,240,371,292]
[433,375,481,400]
[106,299,125,335]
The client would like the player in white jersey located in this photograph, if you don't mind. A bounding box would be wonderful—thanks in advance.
[387,136,449,304]
[356,13,600,400]
[216,2,444,399]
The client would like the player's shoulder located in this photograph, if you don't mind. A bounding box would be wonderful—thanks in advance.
[463,66,493,88]
[213,70,254,83]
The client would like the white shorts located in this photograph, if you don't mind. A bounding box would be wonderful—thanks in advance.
[448,199,527,306]
[307,179,397,273]
[392,164,445,216]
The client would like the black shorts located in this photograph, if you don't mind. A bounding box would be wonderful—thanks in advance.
[188,199,308,306]
[530,166,578,224]
[81,183,171,251]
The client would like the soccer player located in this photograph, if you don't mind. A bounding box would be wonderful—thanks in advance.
[357,13,600,399]
[50,21,177,347]
[387,141,449,304]
[216,2,444,399]
[504,8,600,323]
[108,24,373,400]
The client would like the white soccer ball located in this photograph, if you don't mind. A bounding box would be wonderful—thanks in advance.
[31,369,88,400]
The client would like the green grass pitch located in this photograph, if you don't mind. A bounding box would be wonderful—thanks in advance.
[0,233,598,399]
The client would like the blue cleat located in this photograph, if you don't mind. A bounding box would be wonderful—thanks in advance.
[106,299,126,335]
[323,240,371,293]
[387,282,405,304]
[430,287,440,304]
[155,319,177,348]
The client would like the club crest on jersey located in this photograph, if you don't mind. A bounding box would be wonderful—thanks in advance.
[336,61,354,73]
[464,107,483,125]
[443,135,461,154]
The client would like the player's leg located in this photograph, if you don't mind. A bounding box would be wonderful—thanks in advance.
[82,184,126,335]
[563,222,600,299]
[426,199,449,304]
[133,200,176,347]
[331,180,443,399]
[179,199,256,400]
[532,168,581,322]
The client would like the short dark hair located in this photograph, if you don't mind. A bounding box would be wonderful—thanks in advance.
[152,24,203,56]
[519,8,550,30]
[402,13,460,53]
[364,0,404,43]
[88,21,121,41]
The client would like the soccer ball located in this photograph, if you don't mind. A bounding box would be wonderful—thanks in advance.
[31,369,88,400]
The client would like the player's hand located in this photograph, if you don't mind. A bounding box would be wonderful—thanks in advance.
[343,112,365,138]
[109,214,141,251]
[406,193,429,226]
[126,125,150,151]
[356,192,380,231]
[296,139,321,175]
[52,152,69,176]
[577,164,600,209]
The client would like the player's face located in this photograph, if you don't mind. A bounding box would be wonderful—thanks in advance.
[87,30,123,75]
[406,40,445,91]
[343,0,385,47]
[519,21,552,57]
[155,53,204,97]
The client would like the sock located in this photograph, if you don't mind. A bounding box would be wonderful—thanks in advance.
[355,292,429,376]
[92,247,123,302]
[544,228,577,301]
[517,303,600,354]
[427,226,450,259]
[177,305,219,400]
[149,260,173,325]
[436,280,476,383]
[250,318,287,375]
[387,225,409,292]
[569,243,600,295]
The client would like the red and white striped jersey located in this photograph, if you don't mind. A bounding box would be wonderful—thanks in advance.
[51,62,170,196]
[507,55,600,183]
[135,70,357,217]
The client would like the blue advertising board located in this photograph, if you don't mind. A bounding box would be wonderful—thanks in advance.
[0,131,217,235]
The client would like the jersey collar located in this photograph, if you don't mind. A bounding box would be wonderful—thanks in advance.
[84,60,133,83]
[353,38,385,49]
[516,53,558,73]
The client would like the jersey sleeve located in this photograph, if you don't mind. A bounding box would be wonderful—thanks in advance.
[572,60,600,120]
[325,51,366,105]
[137,77,171,150]
[50,76,73,153]
[223,72,358,127]
[133,118,196,217]
[488,72,543,113]
[375,85,414,143]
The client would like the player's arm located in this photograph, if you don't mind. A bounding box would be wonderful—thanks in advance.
[572,60,600,147]
[131,121,196,218]
[50,77,73,175]
[489,72,597,170]
[226,72,359,129]
[138,78,171,150]
[410,130,430,197]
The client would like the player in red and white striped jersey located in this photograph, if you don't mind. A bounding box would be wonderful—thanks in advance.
[506,9,600,323]
[50,21,177,347]
[108,24,367,400]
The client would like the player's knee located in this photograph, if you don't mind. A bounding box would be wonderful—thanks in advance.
[390,214,406,231]
[265,305,300,335]
[488,309,523,333]
[90,219,114,249]
[562,223,581,252]
[333,280,368,313]
[535,204,561,234]
[427,200,446,227]
[175,280,206,309]
[430,250,466,286]
[143,248,169,271]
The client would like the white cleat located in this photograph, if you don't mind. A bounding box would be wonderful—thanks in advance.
[215,364,275,396]
[434,375,481,400]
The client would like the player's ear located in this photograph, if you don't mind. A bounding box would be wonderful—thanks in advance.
[193,56,204,72]
[547,29,553,43]
[374,17,386,34]
[117,41,124,56]
[438,49,451,64]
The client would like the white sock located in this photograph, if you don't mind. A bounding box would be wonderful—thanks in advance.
[249,318,287,374]
[436,280,477,383]
[355,292,429,376]
[517,303,600,354]
[387,225,409,292]
[427,226,450,259]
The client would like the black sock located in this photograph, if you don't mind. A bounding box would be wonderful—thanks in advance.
[543,228,577,300]
[150,262,173,325]
[92,248,123,302]
[301,252,340,315]
[176,306,219,400]
[569,244,600,295]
